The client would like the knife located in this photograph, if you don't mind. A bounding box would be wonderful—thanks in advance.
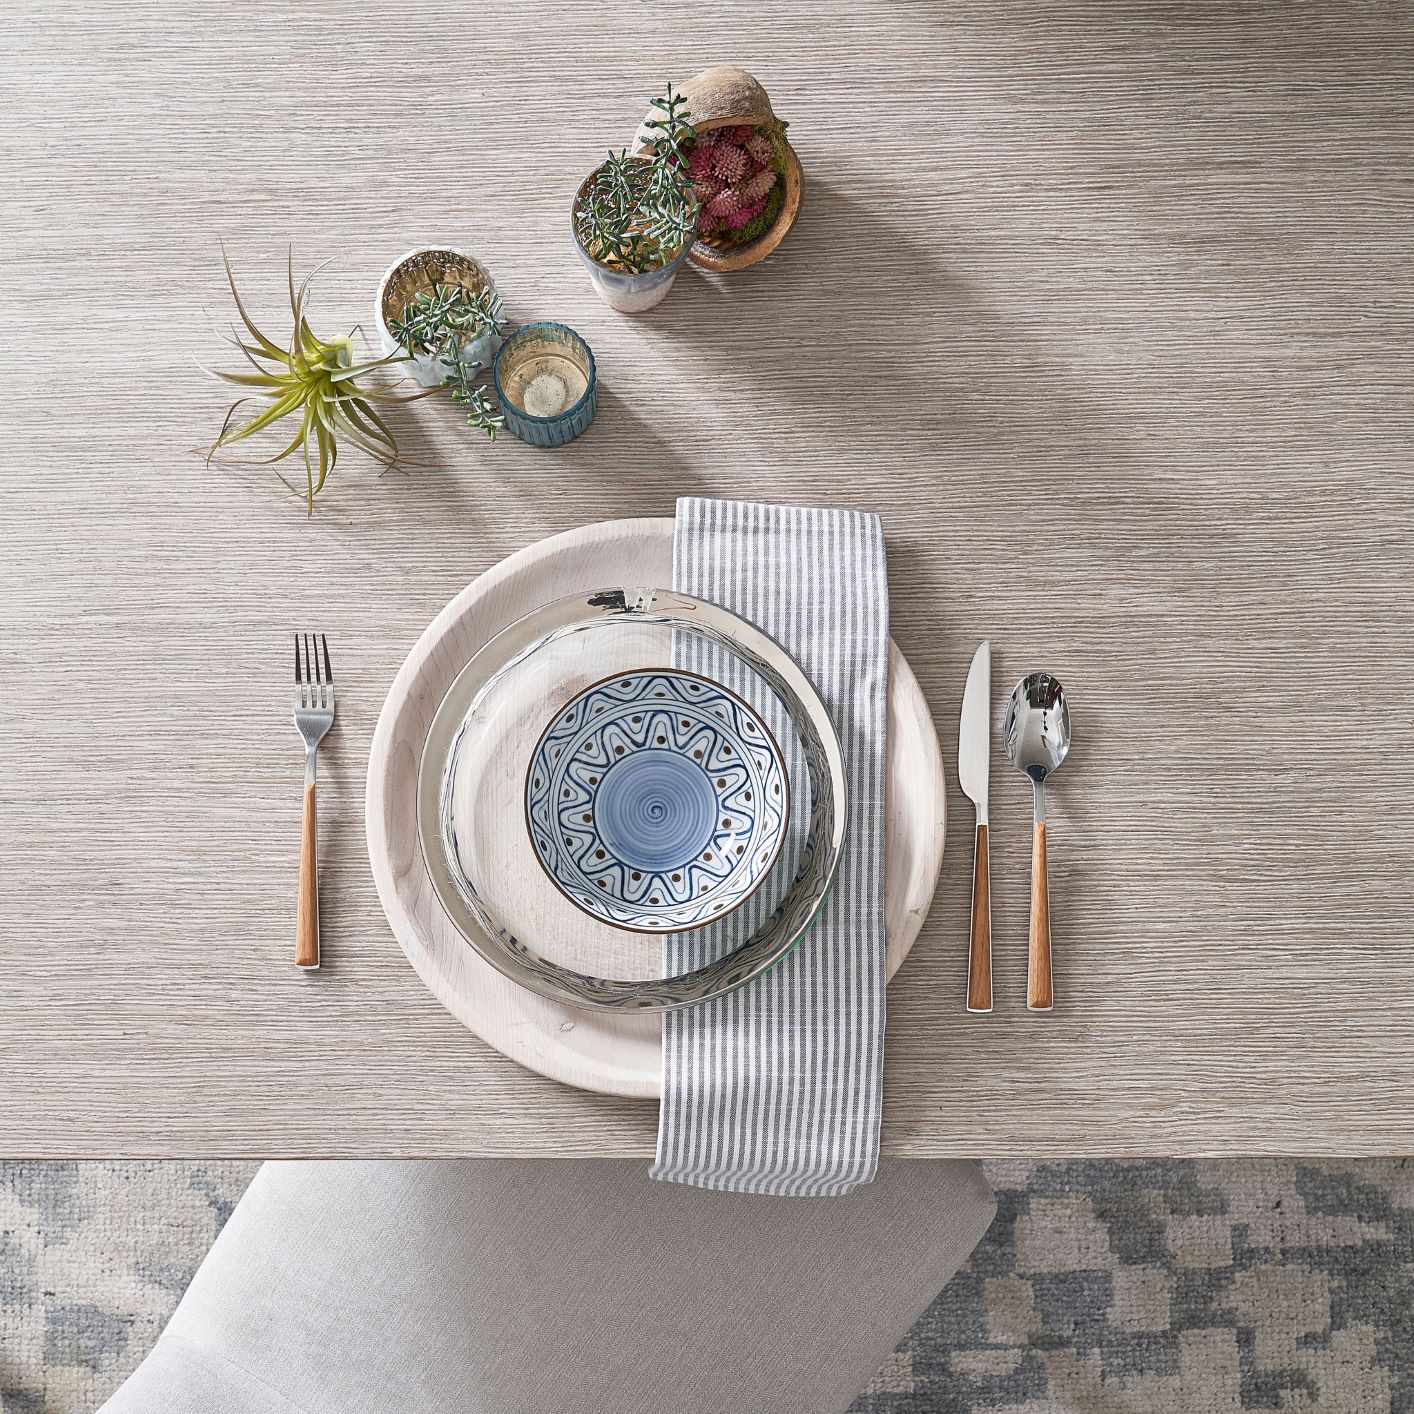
[958,641,992,1013]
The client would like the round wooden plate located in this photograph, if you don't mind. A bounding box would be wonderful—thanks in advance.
[366,518,947,1098]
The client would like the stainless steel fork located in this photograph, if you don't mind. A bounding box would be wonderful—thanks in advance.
[293,634,336,970]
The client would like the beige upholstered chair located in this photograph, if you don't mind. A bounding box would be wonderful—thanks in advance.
[102,1160,995,1414]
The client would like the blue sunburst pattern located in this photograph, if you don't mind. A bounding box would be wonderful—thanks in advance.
[526,670,789,932]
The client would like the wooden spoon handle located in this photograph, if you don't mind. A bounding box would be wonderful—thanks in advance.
[295,781,320,970]
[966,822,992,1012]
[1028,820,1053,1011]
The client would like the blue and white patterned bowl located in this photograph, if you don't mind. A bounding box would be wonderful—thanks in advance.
[526,670,790,933]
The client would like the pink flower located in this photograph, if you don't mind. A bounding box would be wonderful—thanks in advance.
[729,124,755,144]
[726,198,766,229]
[687,142,716,179]
[706,187,741,219]
[739,168,776,204]
[711,143,748,183]
[746,133,774,166]
[692,174,723,203]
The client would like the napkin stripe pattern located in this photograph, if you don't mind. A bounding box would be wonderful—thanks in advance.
[653,498,888,1197]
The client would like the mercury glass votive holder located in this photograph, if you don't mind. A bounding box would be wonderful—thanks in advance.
[492,322,598,447]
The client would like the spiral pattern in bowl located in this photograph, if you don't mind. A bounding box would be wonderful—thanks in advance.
[525,670,789,933]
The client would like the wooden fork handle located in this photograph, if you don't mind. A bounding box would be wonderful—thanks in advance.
[966,822,992,1012]
[1028,820,1053,1011]
[296,781,320,970]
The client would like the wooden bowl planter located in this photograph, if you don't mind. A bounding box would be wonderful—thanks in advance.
[570,158,698,314]
[375,247,502,386]
[637,66,803,273]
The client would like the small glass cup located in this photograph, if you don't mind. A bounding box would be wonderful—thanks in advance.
[492,322,597,446]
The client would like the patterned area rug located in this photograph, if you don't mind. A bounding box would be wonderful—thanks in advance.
[2,1160,1410,1412]
[854,1160,1413,1413]
[0,1162,256,1414]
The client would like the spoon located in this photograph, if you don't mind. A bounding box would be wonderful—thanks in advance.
[1004,673,1072,1012]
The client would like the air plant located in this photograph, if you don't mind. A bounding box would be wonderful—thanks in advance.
[206,250,421,513]
[574,84,698,273]
[387,283,507,440]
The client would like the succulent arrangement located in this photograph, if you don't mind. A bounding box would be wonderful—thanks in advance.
[574,85,698,273]
[687,120,789,248]
[387,282,507,439]
[206,70,795,508]
[206,251,418,513]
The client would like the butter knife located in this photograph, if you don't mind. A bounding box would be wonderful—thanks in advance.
[959,641,992,1012]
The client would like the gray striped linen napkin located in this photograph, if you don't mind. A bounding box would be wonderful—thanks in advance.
[652,497,889,1196]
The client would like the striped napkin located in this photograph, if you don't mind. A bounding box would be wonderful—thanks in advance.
[652,497,889,1196]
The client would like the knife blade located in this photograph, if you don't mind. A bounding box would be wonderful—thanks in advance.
[958,642,990,815]
[959,641,992,1012]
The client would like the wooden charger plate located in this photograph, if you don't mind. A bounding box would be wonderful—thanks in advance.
[366,518,947,1098]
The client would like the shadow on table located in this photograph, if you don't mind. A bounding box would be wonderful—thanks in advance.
[663,178,1133,491]
[666,179,960,423]
[584,384,703,504]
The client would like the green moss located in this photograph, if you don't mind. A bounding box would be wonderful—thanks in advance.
[765,118,789,175]
[738,183,785,243]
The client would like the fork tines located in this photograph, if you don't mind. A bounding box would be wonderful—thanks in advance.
[294,633,334,710]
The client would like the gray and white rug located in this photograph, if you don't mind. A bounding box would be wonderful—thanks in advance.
[2,1161,1410,1412]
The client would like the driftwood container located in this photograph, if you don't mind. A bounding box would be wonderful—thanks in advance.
[637,66,803,273]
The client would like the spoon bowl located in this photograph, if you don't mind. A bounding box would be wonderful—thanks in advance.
[1004,673,1071,791]
[1004,674,1072,1012]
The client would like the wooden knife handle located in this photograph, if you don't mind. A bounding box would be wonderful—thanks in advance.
[296,781,320,970]
[1028,820,1053,1011]
[966,822,992,1012]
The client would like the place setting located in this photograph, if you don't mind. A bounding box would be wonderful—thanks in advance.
[359,511,948,1128]
[287,494,1075,1196]
[12,11,1412,1412]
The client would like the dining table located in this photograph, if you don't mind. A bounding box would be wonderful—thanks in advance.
[3,0,1411,1159]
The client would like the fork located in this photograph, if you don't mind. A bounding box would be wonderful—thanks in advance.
[293,633,335,971]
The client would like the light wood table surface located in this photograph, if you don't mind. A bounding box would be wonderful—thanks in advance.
[3,2,1411,1157]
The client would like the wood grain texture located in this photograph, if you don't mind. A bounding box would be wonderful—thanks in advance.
[1027,821,1053,1012]
[967,824,992,1013]
[365,518,946,1098]
[0,1,1411,1156]
[295,783,319,971]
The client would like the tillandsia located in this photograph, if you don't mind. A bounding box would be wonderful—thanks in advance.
[686,119,789,247]
[575,84,698,274]
[387,281,508,441]
[205,249,426,514]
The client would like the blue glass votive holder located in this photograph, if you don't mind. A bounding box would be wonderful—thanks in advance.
[492,322,597,447]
